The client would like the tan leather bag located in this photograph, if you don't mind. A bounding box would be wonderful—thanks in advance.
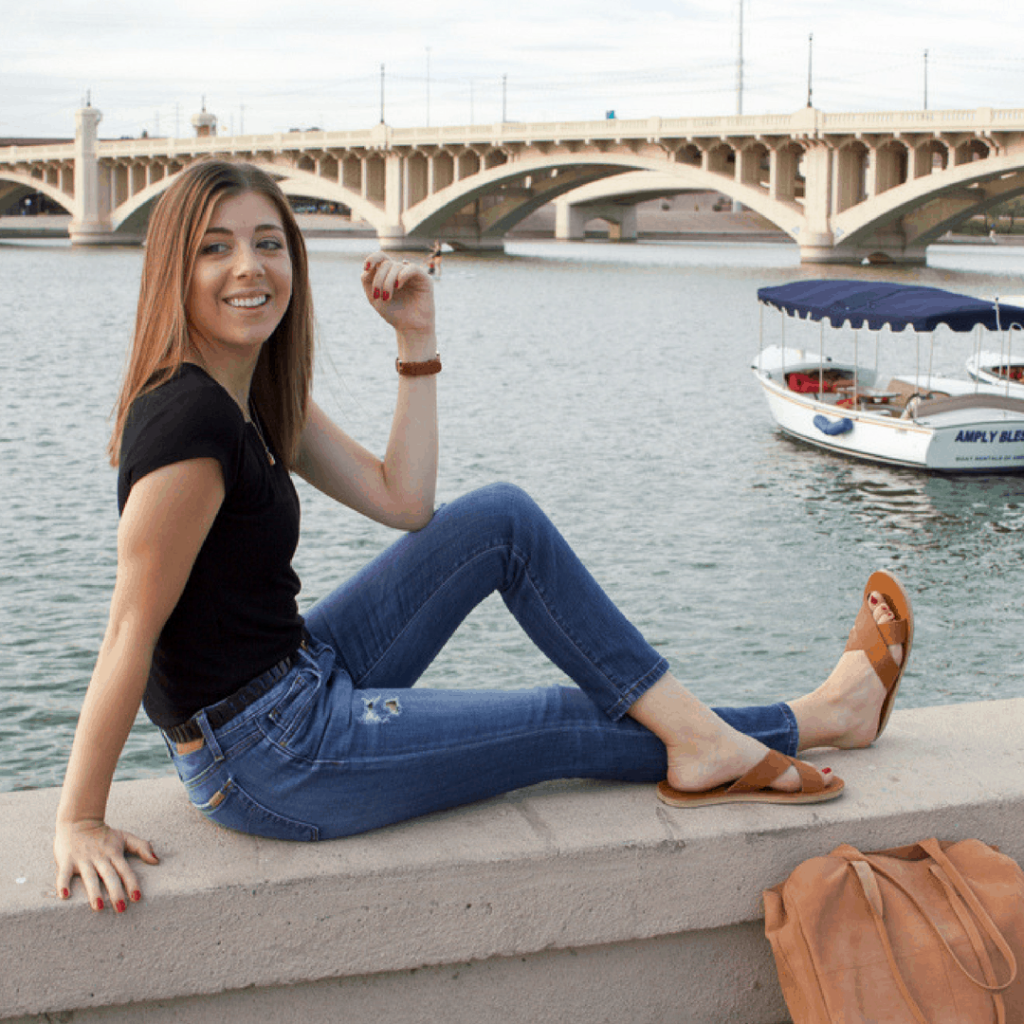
[763,838,1024,1023]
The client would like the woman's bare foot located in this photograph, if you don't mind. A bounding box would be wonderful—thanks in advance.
[663,727,815,795]
[629,674,821,796]
[789,592,905,752]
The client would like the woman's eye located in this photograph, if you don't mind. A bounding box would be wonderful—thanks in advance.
[201,241,229,255]
[257,236,284,251]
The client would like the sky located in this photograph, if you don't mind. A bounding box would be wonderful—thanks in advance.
[2,0,1022,141]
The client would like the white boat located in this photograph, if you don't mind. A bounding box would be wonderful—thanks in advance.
[752,280,1024,473]
[966,351,1024,395]
[965,295,1024,395]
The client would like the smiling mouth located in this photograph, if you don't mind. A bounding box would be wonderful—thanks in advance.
[226,295,269,309]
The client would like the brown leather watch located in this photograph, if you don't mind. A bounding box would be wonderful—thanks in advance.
[396,355,442,376]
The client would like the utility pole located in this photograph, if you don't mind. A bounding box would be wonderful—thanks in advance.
[923,49,929,110]
[736,0,744,116]
[380,64,386,124]
[806,33,814,108]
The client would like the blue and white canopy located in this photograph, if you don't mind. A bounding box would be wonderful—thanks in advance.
[757,280,1024,332]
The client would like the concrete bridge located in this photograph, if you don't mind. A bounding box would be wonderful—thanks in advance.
[4,103,1024,263]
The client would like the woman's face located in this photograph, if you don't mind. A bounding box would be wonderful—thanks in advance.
[185,190,293,359]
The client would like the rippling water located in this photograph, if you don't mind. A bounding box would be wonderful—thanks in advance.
[3,236,1024,792]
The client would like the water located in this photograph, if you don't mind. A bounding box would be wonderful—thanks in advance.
[3,236,1024,793]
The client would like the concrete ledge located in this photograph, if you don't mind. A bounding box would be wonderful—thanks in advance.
[5,699,1024,1023]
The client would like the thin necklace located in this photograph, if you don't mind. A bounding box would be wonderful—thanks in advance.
[249,403,276,466]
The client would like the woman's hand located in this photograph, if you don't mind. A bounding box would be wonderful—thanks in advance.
[361,253,436,356]
[54,818,159,912]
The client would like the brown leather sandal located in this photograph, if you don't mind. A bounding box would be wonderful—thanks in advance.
[846,570,913,743]
[656,749,844,808]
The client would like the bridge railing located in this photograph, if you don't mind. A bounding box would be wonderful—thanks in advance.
[7,108,1024,165]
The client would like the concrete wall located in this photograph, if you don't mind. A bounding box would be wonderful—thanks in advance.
[4,698,1024,1023]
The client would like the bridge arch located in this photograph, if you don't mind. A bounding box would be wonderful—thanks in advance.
[827,154,1024,263]
[110,159,393,237]
[0,169,74,216]
[400,150,809,247]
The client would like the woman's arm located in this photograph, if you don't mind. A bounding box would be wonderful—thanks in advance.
[293,254,438,531]
[54,457,225,911]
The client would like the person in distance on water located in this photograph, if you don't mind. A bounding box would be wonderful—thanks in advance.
[53,160,911,913]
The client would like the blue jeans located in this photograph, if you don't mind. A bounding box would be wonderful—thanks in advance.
[166,483,799,840]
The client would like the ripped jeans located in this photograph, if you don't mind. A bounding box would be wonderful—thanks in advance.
[165,483,799,840]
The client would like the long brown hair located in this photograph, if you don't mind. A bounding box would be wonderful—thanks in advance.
[109,160,314,465]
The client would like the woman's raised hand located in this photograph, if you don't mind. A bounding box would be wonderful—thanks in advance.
[54,818,159,913]
[361,253,436,352]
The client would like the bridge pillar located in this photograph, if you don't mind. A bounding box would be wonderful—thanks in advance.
[606,204,637,242]
[69,105,118,246]
[554,200,586,240]
[554,200,637,242]
[796,145,836,260]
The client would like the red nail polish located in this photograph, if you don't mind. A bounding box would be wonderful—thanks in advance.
[61,888,70,899]
[116,900,127,914]
[96,898,104,911]
[131,890,141,902]
[373,287,380,299]
[382,291,390,301]
[365,261,371,271]
[869,594,878,606]
[822,767,832,774]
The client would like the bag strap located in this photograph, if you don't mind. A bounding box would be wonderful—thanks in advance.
[932,866,1005,991]
[917,837,1018,991]
[850,861,931,1024]
[849,845,1014,1024]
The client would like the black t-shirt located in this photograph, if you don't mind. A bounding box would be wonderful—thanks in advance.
[118,364,304,728]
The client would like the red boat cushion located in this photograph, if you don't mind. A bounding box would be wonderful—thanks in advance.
[789,372,827,393]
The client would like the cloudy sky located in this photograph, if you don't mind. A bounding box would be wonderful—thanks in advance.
[2,0,1021,140]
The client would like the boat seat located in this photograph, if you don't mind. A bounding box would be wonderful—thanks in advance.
[912,392,1024,418]
[885,378,917,410]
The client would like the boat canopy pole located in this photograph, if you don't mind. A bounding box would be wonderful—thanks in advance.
[1011,325,1022,394]
[758,302,764,369]
[780,309,786,379]
[915,331,921,390]
[975,323,983,394]
[853,329,859,400]
[995,300,1010,396]
[818,320,824,395]
[927,333,935,392]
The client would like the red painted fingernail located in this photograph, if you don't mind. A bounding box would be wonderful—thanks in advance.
[822,767,832,774]
[365,261,371,271]
[131,890,141,902]
[95,898,104,911]
[869,594,878,606]
[382,291,390,301]
[116,899,127,914]
[61,888,70,899]
[373,287,380,299]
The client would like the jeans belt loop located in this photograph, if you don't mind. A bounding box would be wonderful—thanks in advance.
[196,711,224,762]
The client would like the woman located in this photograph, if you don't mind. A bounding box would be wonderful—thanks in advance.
[53,160,912,914]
